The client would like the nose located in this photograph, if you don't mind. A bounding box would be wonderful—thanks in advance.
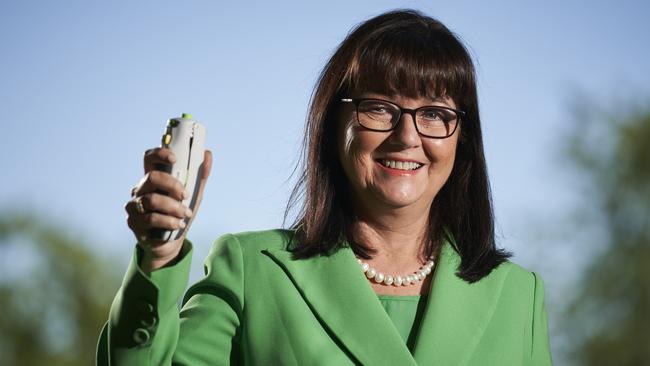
[389,112,421,148]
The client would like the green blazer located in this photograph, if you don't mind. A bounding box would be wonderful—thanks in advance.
[97,229,552,365]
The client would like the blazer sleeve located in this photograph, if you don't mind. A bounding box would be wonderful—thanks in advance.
[96,234,245,366]
[530,272,553,365]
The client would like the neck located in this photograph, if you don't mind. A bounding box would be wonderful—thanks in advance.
[351,204,431,264]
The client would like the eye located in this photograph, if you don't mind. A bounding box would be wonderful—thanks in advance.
[359,101,395,116]
[419,108,444,121]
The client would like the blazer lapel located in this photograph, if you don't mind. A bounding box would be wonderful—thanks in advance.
[263,246,417,366]
[412,239,508,365]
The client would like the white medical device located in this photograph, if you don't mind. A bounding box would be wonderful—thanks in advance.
[149,113,206,242]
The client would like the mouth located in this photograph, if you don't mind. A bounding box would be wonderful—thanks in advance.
[377,159,424,171]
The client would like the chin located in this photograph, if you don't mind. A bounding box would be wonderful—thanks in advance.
[373,186,428,209]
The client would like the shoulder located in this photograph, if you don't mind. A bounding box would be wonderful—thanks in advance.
[194,229,296,290]
[443,240,543,295]
[205,228,296,264]
[215,228,295,251]
[483,259,546,312]
[496,260,545,296]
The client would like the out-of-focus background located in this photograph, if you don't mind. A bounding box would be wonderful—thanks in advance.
[1,1,649,364]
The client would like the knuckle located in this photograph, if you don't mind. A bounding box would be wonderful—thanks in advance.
[124,202,135,216]
[142,193,154,208]
[144,147,159,157]
[146,170,158,181]
[157,148,171,160]
[126,216,136,229]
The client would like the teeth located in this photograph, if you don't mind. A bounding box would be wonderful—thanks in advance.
[381,160,422,170]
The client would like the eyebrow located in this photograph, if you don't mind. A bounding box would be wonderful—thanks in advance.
[361,93,455,108]
[363,92,449,103]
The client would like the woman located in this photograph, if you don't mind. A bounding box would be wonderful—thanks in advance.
[98,9,552,365]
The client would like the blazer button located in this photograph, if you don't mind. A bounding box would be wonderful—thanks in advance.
[136,300,154,314]
[133,328,150,345]
[141,313,158,329]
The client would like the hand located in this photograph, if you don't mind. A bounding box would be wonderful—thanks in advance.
[124,147,213,272]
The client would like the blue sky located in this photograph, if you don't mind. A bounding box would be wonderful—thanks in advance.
[1,1,649,352]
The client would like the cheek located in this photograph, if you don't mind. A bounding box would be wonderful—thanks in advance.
[338,122,384,186]
[425,138,459,177]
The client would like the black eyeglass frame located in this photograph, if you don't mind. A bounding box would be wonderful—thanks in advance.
[340,97,465,139]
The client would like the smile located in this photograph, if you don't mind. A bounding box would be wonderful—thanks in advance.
[379,159,423,171]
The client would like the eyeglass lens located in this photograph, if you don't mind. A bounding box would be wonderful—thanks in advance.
[357,100,458,137]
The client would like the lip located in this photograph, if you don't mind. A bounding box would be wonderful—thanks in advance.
[374,158,425,176]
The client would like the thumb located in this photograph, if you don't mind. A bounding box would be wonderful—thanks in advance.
[184,150,212,227]
[200,150,213,180]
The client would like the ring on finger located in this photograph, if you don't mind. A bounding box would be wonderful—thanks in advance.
[135,196,146,215]
[138,233,147,243]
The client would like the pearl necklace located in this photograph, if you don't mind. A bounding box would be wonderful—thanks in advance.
[356,256,435,286]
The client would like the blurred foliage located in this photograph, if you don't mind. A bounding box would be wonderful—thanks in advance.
[0,213,121,366]
[562,97,650,365]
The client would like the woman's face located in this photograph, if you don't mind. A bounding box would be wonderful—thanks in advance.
[337,92,460,214]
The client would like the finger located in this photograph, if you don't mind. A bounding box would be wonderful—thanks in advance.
[133,171,187,201]
[192,150,213,206]
[173,150,213,234]
[139,211,186,232]
[146,193,193,219]
[144,147,177,174]
[127,216,170,247]
[201,150,213,180]
[185,150,213,221]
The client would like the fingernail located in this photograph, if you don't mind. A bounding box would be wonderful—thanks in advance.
[179,219,186,229]
[185,207,193,218]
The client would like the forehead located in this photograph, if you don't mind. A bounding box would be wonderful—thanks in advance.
[341,24,472,111]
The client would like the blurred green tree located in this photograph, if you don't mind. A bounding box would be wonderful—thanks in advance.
[562,98,650,365]
[0,212,120,366]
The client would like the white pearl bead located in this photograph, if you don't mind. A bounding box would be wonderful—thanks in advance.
[374,273,385,283]
[408,274,416,283]
[355,257,433,287]
[394,276,403,286]
[384,275,394,286]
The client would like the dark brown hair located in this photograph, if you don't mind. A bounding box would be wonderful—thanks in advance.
[285,9,511,283]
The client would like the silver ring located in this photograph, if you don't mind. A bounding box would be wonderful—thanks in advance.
[135,196,146,215]
[138,233,147,243]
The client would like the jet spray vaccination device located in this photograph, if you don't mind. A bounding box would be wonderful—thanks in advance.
[148,113,206,242]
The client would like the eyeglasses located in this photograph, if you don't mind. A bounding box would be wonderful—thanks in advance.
[340,98,465,139]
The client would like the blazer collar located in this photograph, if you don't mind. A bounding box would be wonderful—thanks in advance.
[411,238,508,365]
[263,237,507,366]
